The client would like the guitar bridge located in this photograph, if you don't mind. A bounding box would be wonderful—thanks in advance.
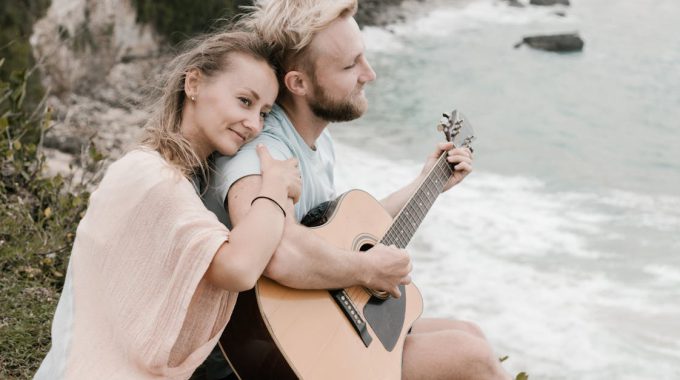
[330,289,372,348]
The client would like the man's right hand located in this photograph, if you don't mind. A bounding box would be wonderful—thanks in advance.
[361,244,412,298]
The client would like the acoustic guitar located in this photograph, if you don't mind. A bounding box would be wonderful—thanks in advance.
[219,110,476,379]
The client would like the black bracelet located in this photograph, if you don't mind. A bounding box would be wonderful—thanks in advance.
[251,196,286,218]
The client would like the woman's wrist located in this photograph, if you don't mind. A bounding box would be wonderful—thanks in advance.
[251,196,286,218]
[259,176,289,205]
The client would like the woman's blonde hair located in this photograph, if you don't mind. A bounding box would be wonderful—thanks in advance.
[237,0,357,87]
[141,30,273,178]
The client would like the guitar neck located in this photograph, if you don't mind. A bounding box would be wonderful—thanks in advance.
[381,152,452,248]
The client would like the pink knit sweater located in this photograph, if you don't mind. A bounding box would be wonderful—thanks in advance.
[36,149,233,379]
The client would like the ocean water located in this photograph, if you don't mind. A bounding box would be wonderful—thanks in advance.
[330,0,680,378]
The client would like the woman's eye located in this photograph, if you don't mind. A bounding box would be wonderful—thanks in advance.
[344,63,357,70]
[239,97,251,106]
[260,111,269,119]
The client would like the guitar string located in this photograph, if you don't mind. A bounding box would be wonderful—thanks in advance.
[353,154,453,306]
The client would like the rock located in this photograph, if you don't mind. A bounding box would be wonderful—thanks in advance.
[530,0,570,6]
[503,0,526,8]
[30,0,160,96]
[355,0,430,28]
[30,0,161,162]
[514,33,584,52]
[355,0,408,28]
[29,0,431,168]
[43,134,87,155]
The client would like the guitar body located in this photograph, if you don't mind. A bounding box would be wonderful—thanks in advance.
[219,190,424,380]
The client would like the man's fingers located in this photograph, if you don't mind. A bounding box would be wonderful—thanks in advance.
[390,286,402,299]
[438,141,454,150]
[447,155,472,165]
[447,146,472,159]
[453,162,473,173]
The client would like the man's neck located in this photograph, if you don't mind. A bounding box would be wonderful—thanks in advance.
[278,98,329,150]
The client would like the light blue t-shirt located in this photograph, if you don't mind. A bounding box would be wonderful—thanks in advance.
[204,103,336,227]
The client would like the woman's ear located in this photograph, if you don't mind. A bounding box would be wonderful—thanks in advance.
[283,70,309,97]
[184,68,202,100]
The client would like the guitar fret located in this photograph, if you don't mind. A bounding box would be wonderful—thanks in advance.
[425,177,437,205]
[412,193,426,222]
[403,206,419,234]
[398,217,415,246]
[380,152,460,249]
[415,191,430,221]
[383,228,396,246]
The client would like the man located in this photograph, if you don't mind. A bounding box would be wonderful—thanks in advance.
[202,1,511,379]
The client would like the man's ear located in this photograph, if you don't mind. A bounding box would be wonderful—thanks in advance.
[283,70,309,97]
[184,68,202,100]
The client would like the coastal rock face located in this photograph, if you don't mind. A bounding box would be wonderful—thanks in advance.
[356,0,410,27]
[29,0,419,168]
[30,0,161,162]
[530,0,570,6]
[31,0,159,96]
[514,33,584,52]
[504,0,525,8]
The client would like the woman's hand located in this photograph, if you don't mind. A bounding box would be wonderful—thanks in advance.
[257,144,302,203]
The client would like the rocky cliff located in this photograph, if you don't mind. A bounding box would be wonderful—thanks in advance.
[29,0,163,170]
[28,0,423,171]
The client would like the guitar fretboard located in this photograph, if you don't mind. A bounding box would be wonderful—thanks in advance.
[381,152,452,248]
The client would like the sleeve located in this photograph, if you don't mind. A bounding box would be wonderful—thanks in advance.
[209,133,293,211]
[64,155,234,377]
[128,177,232,372]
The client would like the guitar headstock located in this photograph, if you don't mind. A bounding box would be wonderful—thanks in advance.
[436,110,476,150]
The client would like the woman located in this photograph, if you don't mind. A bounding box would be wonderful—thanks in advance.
[35,31,300,379]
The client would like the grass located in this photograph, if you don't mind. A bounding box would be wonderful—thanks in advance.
[0,60,104,378]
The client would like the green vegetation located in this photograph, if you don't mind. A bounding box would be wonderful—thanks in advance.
[1,1,257,376]
[0,60,105,378]
[132,0,252,45]
[0,0,50,107]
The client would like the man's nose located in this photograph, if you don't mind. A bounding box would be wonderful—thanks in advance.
[359,57,377,83]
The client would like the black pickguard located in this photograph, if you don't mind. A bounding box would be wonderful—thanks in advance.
[302,196,406,352]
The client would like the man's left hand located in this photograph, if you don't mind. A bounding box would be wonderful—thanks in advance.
[420,141,473,192]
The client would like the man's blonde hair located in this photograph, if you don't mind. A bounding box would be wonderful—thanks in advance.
[140,30,272,178]
[239,0,358,83]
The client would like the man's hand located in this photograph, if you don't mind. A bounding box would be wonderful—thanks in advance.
[421,141,473,192]
[360,244,412,298]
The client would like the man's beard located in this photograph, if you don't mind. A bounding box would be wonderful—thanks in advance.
[309,81,367,122]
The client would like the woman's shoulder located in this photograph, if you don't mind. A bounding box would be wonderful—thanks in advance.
[110,148,178,176]
[88,147,204,219]
[101,147,188,192]
[116,147,165,167]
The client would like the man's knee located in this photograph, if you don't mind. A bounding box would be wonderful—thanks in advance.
[455,337,506,380]
[456,320,485,339]
[412,318,486,339]
[403,330,507,380]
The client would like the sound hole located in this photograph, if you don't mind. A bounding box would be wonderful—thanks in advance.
[359,243,374,252]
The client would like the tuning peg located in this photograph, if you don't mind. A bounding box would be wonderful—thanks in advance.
[437,112,452,133]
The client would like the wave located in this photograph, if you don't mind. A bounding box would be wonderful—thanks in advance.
[332,140,680,379]
[362,0,578,51]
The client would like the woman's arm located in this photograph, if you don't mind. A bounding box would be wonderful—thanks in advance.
[226,174,412,298]
[204,145,300,291]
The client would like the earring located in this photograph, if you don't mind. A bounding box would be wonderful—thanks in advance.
[190,95,196,101]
